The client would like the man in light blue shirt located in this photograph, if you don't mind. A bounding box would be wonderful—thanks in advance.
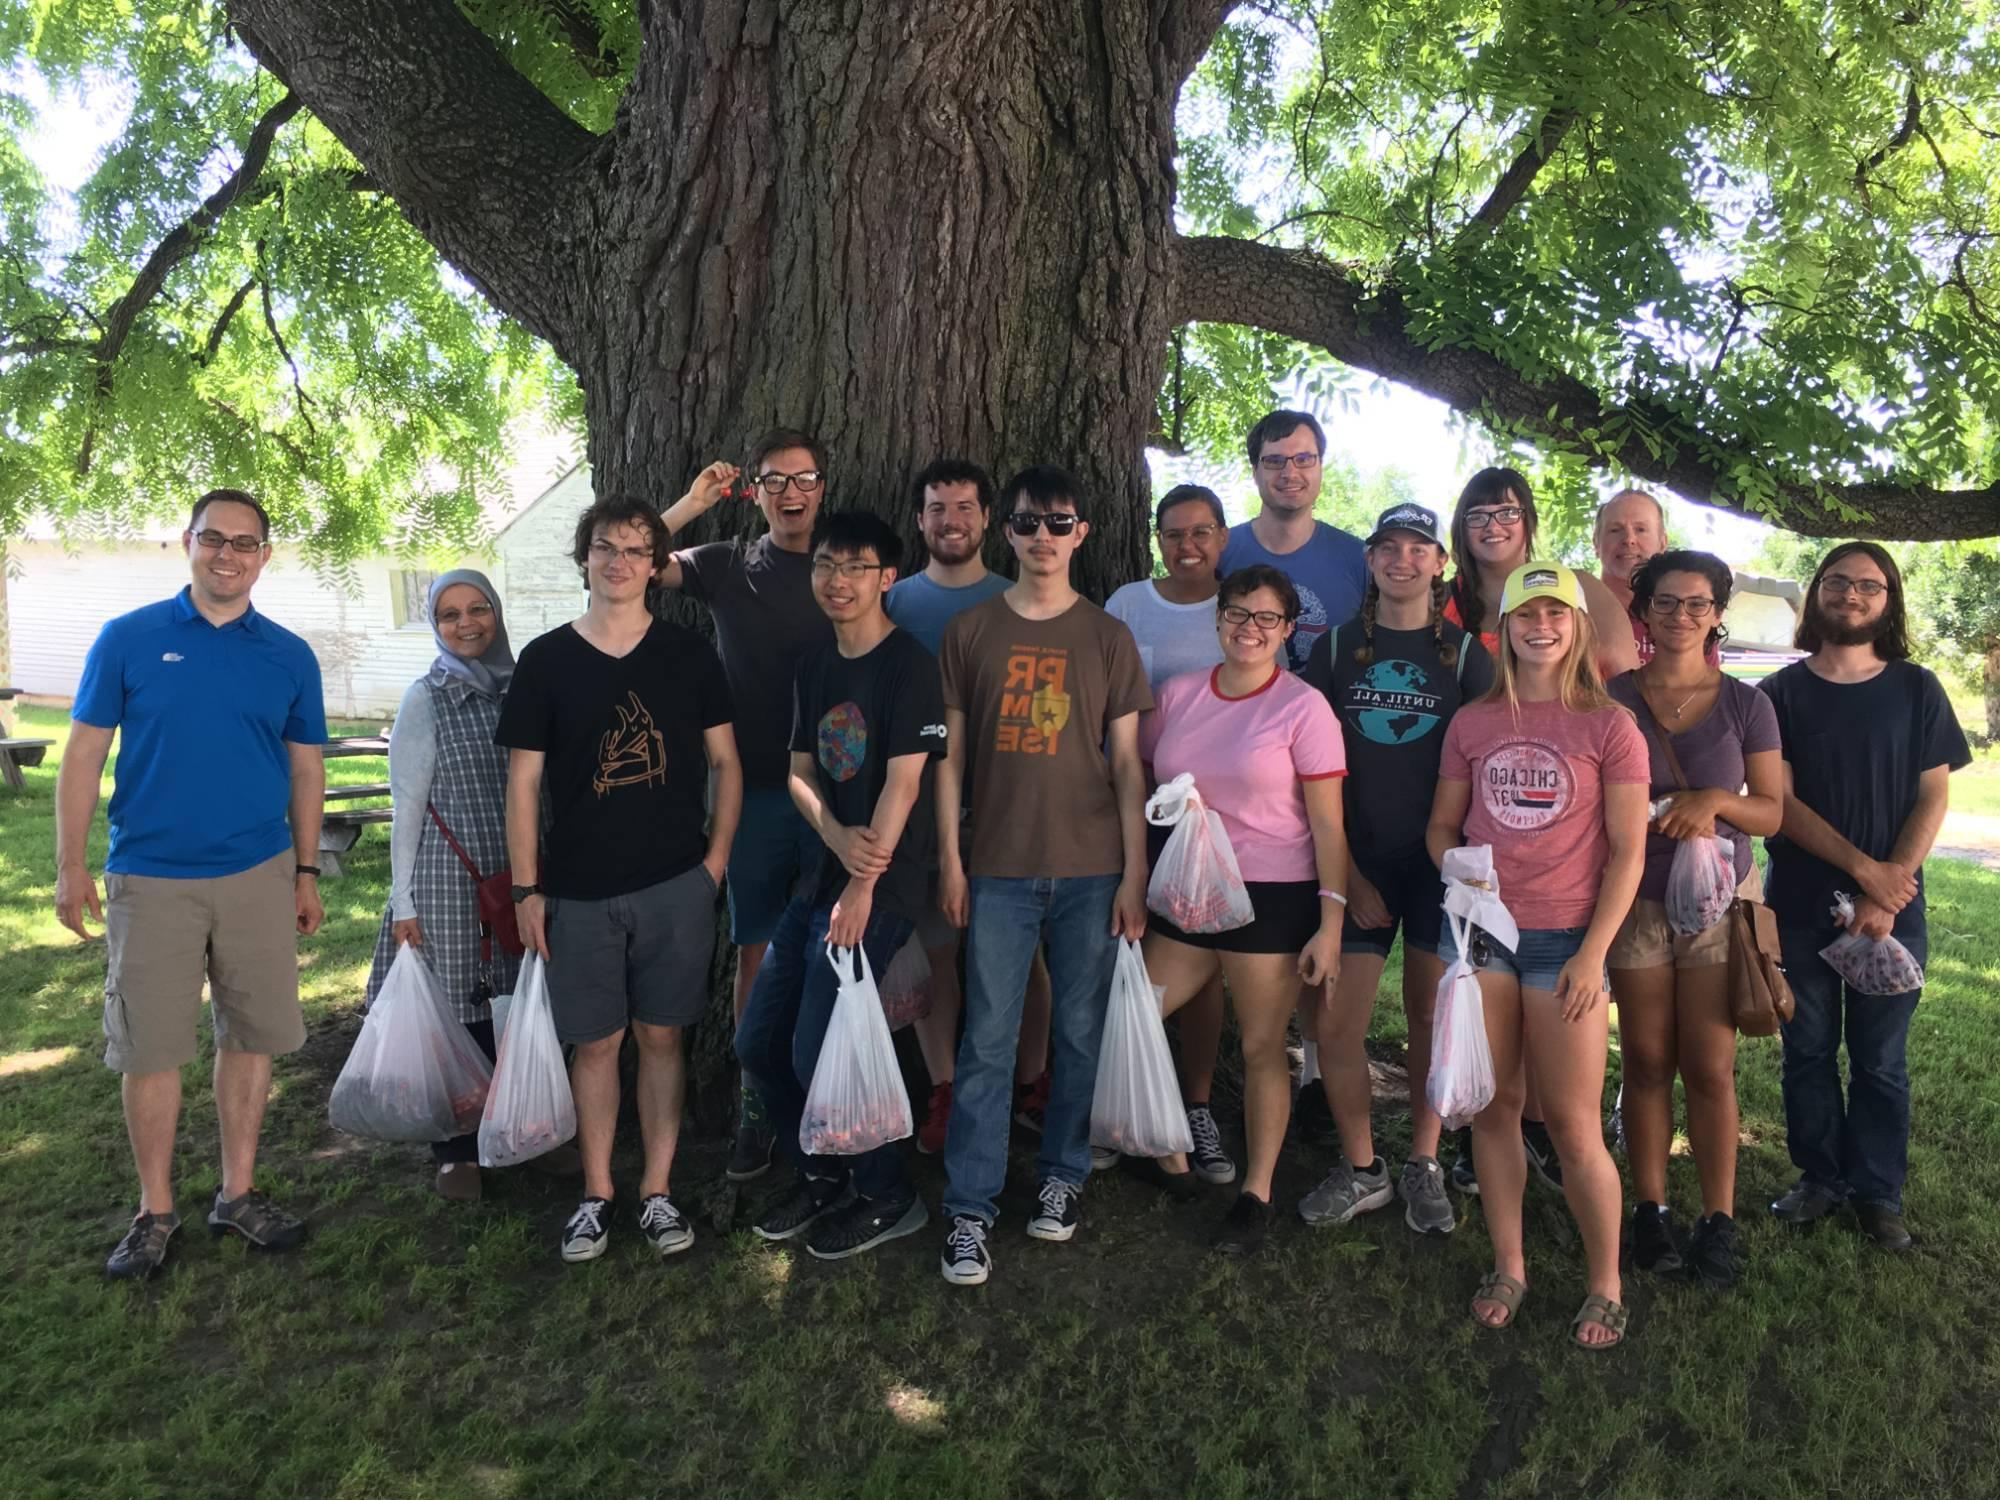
[57,488,328,1280]
[1218,409,1367,672]
[886,458,1011,654]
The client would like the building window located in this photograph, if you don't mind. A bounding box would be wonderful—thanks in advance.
[393,570,437,629]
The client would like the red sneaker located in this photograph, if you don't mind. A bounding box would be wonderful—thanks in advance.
[918,1081,954,1155]
[1013,1072,1052,1136]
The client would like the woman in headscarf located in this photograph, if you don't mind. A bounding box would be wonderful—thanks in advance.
[364,570,522,1200]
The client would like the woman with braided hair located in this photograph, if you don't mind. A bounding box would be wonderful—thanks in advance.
[1299,504,1493,1235]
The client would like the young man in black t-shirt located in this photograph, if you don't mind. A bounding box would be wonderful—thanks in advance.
[1760,542,1969,1253]
[734,511,947,1260]
[497,497,741,1266]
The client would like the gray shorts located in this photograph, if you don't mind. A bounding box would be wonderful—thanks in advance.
[546,864,718,1043]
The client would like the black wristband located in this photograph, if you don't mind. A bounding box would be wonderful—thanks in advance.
[295,864,321,878]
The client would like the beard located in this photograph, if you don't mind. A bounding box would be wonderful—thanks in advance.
[1808,598,1890,647]
[926,530,981,564]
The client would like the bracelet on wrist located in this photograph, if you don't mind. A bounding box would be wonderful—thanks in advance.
[1317,888,1346,906]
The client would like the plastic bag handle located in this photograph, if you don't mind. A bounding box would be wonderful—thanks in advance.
[825,942,878,989]
[1145,772,1201,827]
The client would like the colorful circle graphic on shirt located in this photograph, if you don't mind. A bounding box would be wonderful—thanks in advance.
[1348,658,1442,745]
[817,701,868,782]
[1480,738,1572,829]
[1288,583,1327,670]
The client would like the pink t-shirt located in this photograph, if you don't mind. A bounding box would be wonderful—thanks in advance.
[1141,665,1346,881]
[1438,697,1649,930]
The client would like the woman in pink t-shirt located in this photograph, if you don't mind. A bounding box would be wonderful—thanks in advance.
[1137,565,1350,1254]
[1427,563,1649,1348]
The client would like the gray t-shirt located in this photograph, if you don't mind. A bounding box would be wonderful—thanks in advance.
[1104,580,1225,692]
[673,534,831,787]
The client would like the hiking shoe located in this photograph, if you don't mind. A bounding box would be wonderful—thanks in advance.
[1210,1192,1273,1257]
[1026,1179,1082,1241]
[560,1197,612,1262]
[1120,1153,1202,1201]
[207,1190,306,1250]
[917,1080,954,1155]
[1522,1119,1563,1191]
[1855,1202,1913,1253]
[753,1174,845,1242]
[1090,1144,1123,1172]
[1449,1129,1480,1196]
[435,1163,482,1202]
[1686,1212,1740,1289]
[1298,1157,1393,1228]
[726,1087,775,1182]
[1771,1179,1843,1226]
[1013,1073,1052,1135]
[1186,1105,1238,1185]
[106,1210,179,1280]
[1399,1156,1456,1236]
[808,1194,929,1261]
[1292,1084,1340,1148]
[940,1214,992,1285]
[637,1193,694,1257]
[1630,1201,1684,1274]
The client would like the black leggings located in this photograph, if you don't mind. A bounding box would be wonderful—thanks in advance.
[434,1017,498,1165]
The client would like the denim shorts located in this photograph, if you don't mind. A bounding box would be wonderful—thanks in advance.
[726,786,824,946]
[1438,921,1591,992]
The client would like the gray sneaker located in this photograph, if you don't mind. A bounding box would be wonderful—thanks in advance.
[1297,1157,1393,1228]
[1398,1157,1456,1236]
[207,1189,305,1250]
[1186,1105,1238,1186]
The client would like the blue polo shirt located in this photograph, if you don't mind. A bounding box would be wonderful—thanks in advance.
[73,589,328,878]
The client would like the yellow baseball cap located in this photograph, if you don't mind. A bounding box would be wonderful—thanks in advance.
[1500,561,1587,613]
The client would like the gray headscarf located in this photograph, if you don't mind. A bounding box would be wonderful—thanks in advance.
[425,569,514,698]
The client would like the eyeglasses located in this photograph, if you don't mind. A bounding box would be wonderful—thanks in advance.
[756,470,824,495]
[1464,506,1525,530]
[1821,574,1887,598]
[1220,604,1290,629]
[1646,594,1716,619]
[811,559,885,581]
[1008,512,1080,537]
[1255,453,1321,474]
[1159,524,1220,546]
[434,602,495,625]
[191,529,266,554]
[588,540,656,565]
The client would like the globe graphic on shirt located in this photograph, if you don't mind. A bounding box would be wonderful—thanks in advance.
[1353,658,1440,745]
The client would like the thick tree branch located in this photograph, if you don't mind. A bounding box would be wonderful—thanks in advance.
[1455,106,1576,249]
[1157,0,1242,82]
[1173,233,2000,540]
[198,276,258,367]
[227,0,601,359]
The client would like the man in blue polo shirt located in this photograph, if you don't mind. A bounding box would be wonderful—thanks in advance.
[56,488,329,1280]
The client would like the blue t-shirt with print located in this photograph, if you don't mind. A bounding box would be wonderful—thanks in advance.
[1219,520,1368,672]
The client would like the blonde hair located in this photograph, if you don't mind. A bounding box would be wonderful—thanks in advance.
[1483,597,1625,719]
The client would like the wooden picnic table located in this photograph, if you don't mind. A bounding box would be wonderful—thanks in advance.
[0,691,52,790]
[322,734,389,758]
[318,736,391,874]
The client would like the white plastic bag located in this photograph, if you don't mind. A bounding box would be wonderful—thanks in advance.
[329,943,492,1142]
[878,935,933,1031]
[801,945,914,1155]
[1427,908,1496,1129]
[1665,834,1736,936]
[478,952,577,1168]
[1145,773,1255,934]
[1820,893,1926,996]
[1440,845,1520,952]
[1089,938,1195,1157]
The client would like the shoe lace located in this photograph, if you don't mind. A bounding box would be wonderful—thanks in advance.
[1187,1107,1223,1158]
[639,1196,680,1230]
[569,1199,608,1237]
[947,1216,987,1259]
[1036,1179,1078,1216]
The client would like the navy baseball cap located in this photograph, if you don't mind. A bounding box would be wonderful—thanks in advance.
[1366,502,1446,548]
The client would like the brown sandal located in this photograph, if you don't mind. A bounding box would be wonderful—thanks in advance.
[1471,1271,1527,1329]
[1570,1293,1630,1349]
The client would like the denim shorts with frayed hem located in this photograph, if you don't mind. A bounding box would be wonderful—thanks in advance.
[1438,921,1592,993]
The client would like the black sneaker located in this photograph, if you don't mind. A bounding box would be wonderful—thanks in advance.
[560,1196,612,1262]
[1185,1104,1238,1185]
[1292,1083,1340,1148]
[1771,1178,1843,1226]
[1855,1202,1913,1254]
[1686,1212,1740,1288]
[807,1194,930,1261]
[1630,1201,1684,1274]
[940,1214,992,1285]
[207,1190,306,1250]
[1026,1178,1082,1241]
[1449,1128,1480,1196]
[1013,1073,1051,1135]
[106,1210,180,1280]
[1119,1152,1203,1201]
[637,1193,695,1257]
[726,1086,775,1183]
[1210,1192,1272,1257]
[752,1174,845,1242]
[1522,1119,1562,1191]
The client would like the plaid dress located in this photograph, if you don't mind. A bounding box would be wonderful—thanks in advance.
[366,676,519,1022]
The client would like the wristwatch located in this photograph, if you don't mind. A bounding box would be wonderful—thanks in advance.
[295,864,321,878]
[510,883,542,903]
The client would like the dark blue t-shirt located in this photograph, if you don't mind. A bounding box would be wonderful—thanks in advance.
[1218,520,1368,672]
[73,589,328,878]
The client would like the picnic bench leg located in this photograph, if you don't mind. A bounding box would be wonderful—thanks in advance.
[0,750,22,792]
[318,849,344,879]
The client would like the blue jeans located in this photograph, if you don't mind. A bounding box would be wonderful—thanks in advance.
[943,874,1121,1225]
[734,895,914,1202]
[1778,922,1925,1211]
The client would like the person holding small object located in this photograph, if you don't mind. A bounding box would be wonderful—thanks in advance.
[1426,563,1647,1348]
[1137,564,1349,1256]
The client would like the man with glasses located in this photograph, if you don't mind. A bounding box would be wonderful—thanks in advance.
[735,512,946,1259]
[1759,543,1968,1252]
[935,466,1152,1285]
[660,429,835,1181]
[499,497,741,1264]
[59,489,328,1279]
[1218,410,1368,672]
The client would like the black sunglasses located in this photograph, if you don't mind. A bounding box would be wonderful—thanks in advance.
[1007,511,1080,537]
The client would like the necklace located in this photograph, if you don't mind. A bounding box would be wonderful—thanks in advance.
[1640,664,1713,721]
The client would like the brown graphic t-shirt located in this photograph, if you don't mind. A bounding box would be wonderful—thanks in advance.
[938,595,1153,879]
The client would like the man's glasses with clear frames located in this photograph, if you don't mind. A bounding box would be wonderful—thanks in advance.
[190,529,267,554]
[1820,574,1887,598]
[810,559,885,581]
[588,540,656,566]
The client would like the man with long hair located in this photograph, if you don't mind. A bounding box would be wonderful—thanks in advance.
[1758,542,1969,1252]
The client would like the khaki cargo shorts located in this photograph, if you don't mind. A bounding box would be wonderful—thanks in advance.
[102,851,305,1075]
[1607,861,1764,973]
